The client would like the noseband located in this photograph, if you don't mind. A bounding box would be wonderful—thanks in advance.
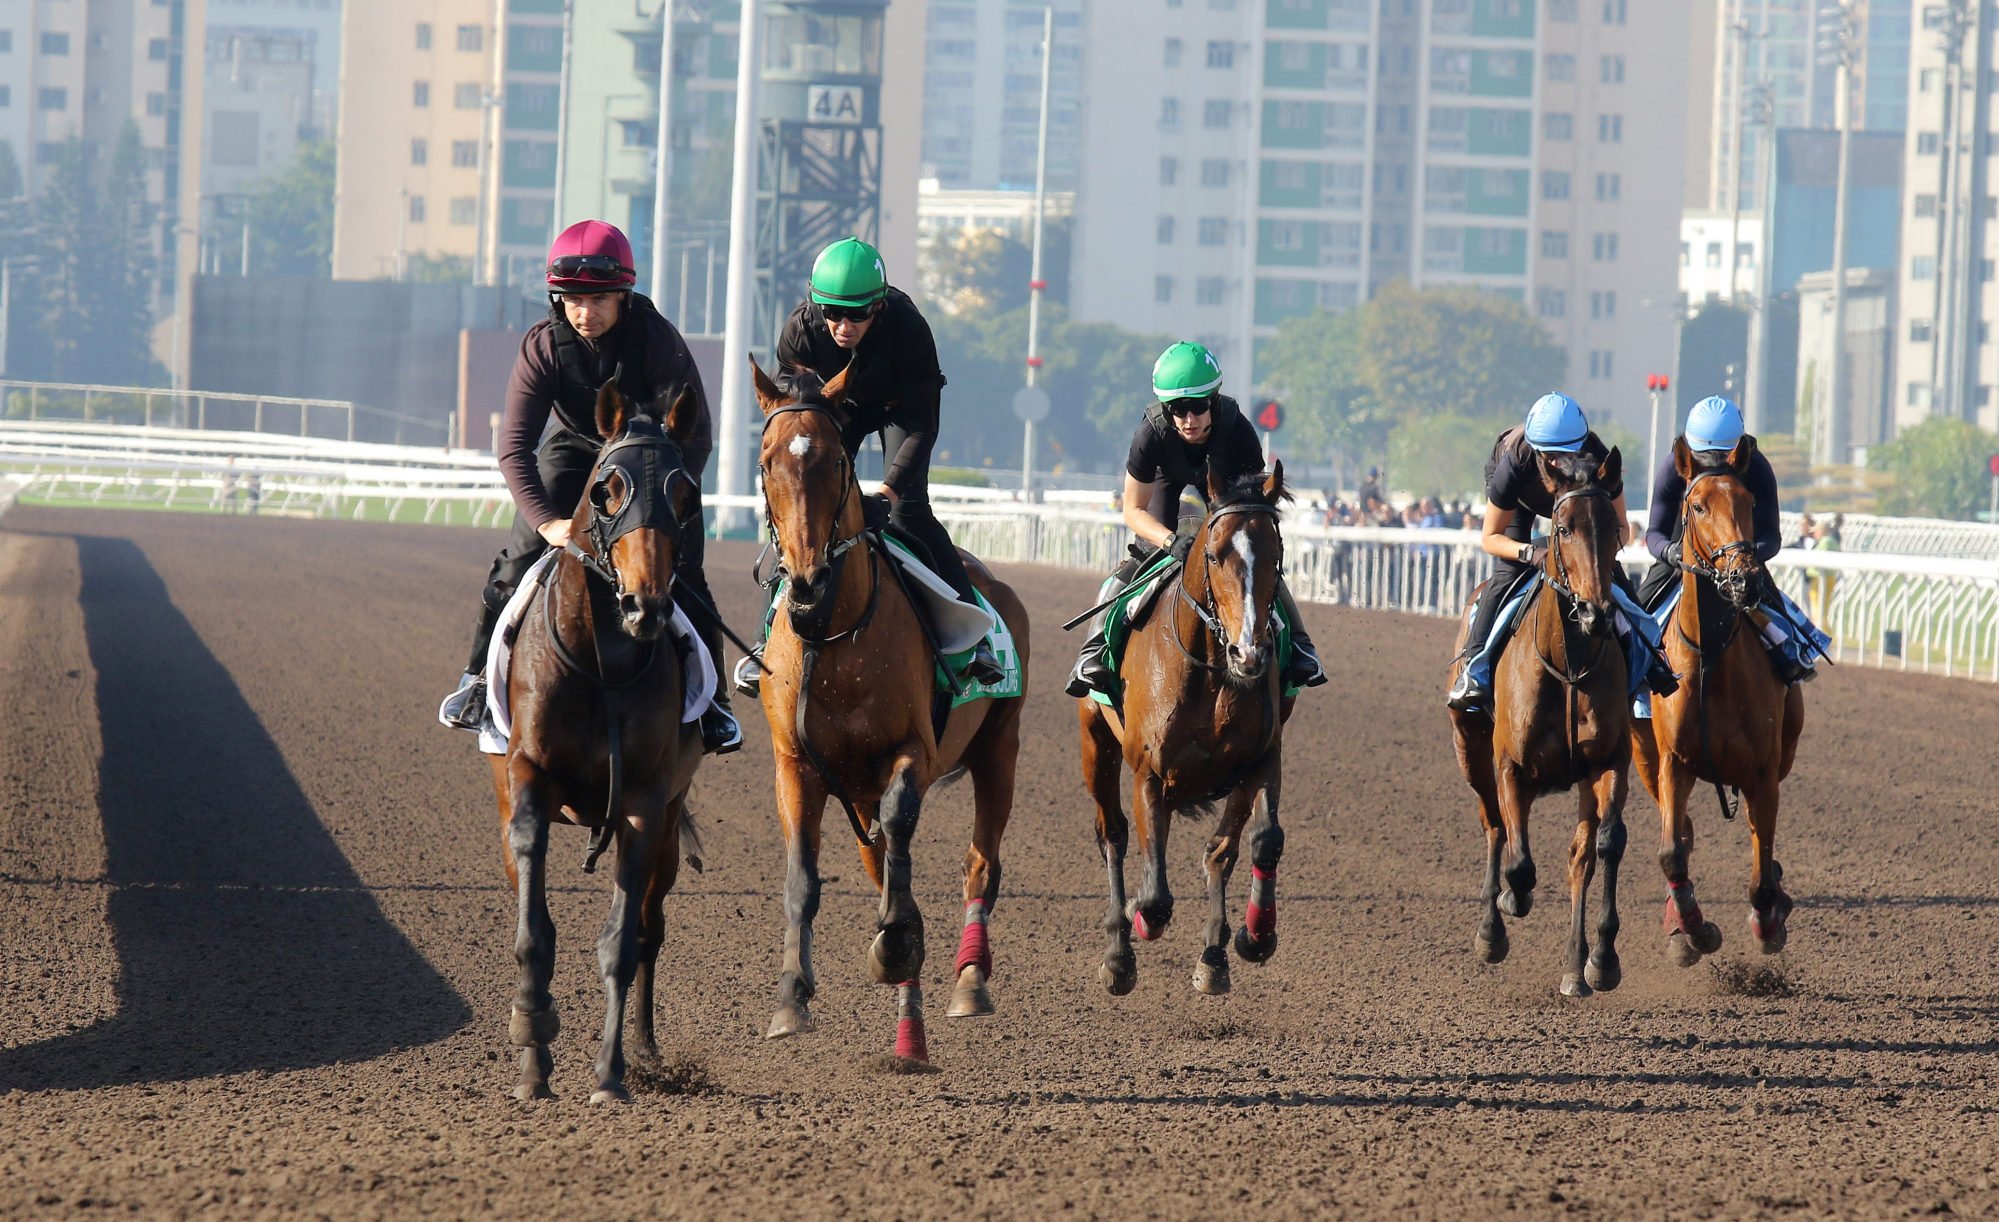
[1679,469,1758,607]
[1174,499,1282,667]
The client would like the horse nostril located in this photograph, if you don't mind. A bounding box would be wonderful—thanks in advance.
[620,593,644,620]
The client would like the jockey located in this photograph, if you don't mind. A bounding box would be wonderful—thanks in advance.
[1065,341,1327,699]
[739,234,1004,694]
[439,219,740,753]
[1445,391,1679,713]
[1638,394,1822,685]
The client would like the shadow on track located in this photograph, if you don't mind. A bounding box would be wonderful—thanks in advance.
[0,536,469,1091]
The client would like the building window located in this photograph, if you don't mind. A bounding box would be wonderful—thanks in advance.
[1601,0,1627,22]
[1157,216,1176,244]
[411,138,428,166]
[1206,40,1233,69]
[1160,156,1178,186]
[1984,258,1996,282]
[1200,158,1230,188]
[1912,255,1937,280]
[1197,217,1229,245]
[1548,0,1577,17]
[0,31,11,52]
[1706,240,1722,268]
[38,87,67,111]
[1592,232,1619,261]
[40,31,69,54]
[1542,172,1570,200]
[452,140,479,167]
[1588,350,1615,379]
[1203,99,1232,128]
[449,197,477,225]
[148,38,167,60]
[1537,288,1566,318]
[0,86,9,108]
[1599,55,1624,83]
[1196,277,1227,305]
[409,195,427,223]
[1597,114,1623,142]
[1546,54,1575,82]
[1915,194,1938,218]
[1910,319,1934,342]
[414,80,431,108]
[457,24,483,52]
[1541,231,1568,258]
[416,22,432,50]
[1160,97,1180,127]
[146,92,166,116]
[1918,132,1940,155]
[1164,38,1181,67]
[1155,275,1174,303]
[1594,173,1621,201]
[1543,113,1572,141]
[455,83,483,109]
[1590,290,1617,320]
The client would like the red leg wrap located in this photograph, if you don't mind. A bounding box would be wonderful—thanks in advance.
[954,903,992,978]
[1245,866,1277,943]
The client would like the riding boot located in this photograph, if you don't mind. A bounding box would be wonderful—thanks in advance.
[439,589,508,730]
[1645,648,1682,697]
[1276,579,1328,689]
[693,618,742,755]
[1446,565,1518,712]
[1065,574,1129,699]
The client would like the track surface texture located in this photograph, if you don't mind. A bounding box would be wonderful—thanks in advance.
[1,507,1994,1218]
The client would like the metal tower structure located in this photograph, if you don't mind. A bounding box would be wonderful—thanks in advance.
[753,0,886,351]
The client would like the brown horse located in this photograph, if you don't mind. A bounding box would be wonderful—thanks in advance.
[485,381,706,1102]
[1448,448,1631,997]
[1078,465,1294,998]
[1632,436,1804,965]
[749,359,1030,1064]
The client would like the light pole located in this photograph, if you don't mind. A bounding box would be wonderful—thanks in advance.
[647,0,679,304]
[1726,18,1759,305]
[1646,372,1670,506]
[1020,6,1054,499]
[1819,1,1857,469]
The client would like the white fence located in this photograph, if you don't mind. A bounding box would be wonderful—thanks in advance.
[4,422,1996,681]
[1,379,447,446]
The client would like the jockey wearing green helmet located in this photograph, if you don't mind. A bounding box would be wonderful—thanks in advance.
[1064,341,1327,700]
[738,235,1004,694]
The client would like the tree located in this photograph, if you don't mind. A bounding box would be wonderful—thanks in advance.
[1869,417,1999,520]
[245,140,334,277]
[1259,306,1384,458]
[32,139,95,381]
[1387,412,1512,502]
[405,253,474,283]
[97,122,164,386]
[915,222,1070,317]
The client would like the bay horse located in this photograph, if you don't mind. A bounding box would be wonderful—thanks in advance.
[486,381,706,1102]
[749,358,1030,1064]
[1078,465,1294,998]
[1632,435,1804,966]
[1447,448,1631,997]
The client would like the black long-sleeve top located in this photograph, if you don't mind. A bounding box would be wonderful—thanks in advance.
[1644,447,1783,563]
[775,287,945,499]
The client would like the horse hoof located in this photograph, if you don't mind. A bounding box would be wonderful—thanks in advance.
[1193,947,1232,995]
[766,1003,815,1039]
[589,1084,631,1105]
[866,927,923,986]
[1693,920,1725,955]
[1585,955,1623,992]
[946,966,995,1018]
[1232,925,1277,964]
[1751,912,1789,954]
[1131,909,1164,942]
[1476,927,1510,964]
[512,1081,554,1103]
[1498,888,1532,919]
[1666,932,1704,968]
[1560,973,1593,999]
[1099,957,1137,996]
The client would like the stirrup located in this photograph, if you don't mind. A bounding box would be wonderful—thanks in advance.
[1445,671,1488,713]
[438,672,487,730]
[967,638,1004,686]
[700,706,743,755]
[732,653,763,699]
[1283,644,1328,689]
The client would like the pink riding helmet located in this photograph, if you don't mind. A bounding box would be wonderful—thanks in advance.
[546,220,636,295]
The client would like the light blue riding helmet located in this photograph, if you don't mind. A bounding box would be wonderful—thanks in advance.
[1685,395,1745,452]
[1524,392,1589,453]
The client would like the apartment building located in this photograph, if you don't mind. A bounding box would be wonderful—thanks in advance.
[922,0,1083,191]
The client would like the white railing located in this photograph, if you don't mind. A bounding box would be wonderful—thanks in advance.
[0,379,446,446]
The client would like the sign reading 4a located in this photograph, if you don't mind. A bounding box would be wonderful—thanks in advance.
[807,85,864,125]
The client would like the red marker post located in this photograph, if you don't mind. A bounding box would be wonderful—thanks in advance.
[1645,373,1670,511]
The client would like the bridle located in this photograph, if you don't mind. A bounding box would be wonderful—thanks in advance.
[754,400,879,644]
[1528,482,1619,788]
[1678,468,1759,611]
[1172,499,1283,672]
[1539,484,1617,638]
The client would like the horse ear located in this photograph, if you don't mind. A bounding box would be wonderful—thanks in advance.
[1263,459,1288,505]
[1672,435,1694,481]
[750,356,785,416]
[1206,460,1227,506]
[1729,433,1758,477]
[595,379,628,439]
[664,385,698,445]
[1596,446,1622,490]
[821,365,852,406]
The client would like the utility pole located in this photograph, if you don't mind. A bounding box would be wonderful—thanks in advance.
[1742,80,1775,431]
[715,0,764,534]
[550,0,575,239]
[1020,7,1054,499]
[647,0,678,305]
[1726,18,1756,304]
[1821,1,1856,469]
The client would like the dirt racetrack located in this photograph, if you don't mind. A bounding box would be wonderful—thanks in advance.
[0,505,1994,1219]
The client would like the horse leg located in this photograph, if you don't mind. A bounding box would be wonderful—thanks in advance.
[868,754,931,1062]
[949,720,1019,1019]
[1586,767,1628,992]
[505,767,560,1102]
[767,759,826,1039]
[1561,779,1602,998]
[1496,762,1537,918]
[1234,753,1284,966]
[1194,786,1255,996]
[1082,709,1136,995]
[630,804,683,1068]
[1657,755,1722,966]
[1744,781,1793,953]
[1127,769,1173,941]
[1454,715,1509,963]
[590,795,668,1104]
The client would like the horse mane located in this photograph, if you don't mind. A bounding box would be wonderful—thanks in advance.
[1540,449,1600,489]
[1214,470,1291,509]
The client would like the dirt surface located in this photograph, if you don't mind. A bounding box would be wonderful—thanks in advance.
[0,506,1993,1219]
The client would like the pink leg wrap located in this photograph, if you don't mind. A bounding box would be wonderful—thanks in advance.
[1131,908,1159,941]
[1244,866,1277,943]
[954,902,992,978]
[1663,881,1702,936]
[894,980,928,1061]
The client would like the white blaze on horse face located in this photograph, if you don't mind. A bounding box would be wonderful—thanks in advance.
[788,434,812,459]
[1230,529,1260,649]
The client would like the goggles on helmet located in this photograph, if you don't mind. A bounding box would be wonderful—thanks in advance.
[549,254,634,283]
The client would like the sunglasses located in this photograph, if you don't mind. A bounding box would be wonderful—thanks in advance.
[820,302,878,323]
[549,254,633,281]
[1164,397,1213,419]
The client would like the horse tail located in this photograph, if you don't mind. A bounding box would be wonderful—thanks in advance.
[680,803,706,874]
[932,764,970,790]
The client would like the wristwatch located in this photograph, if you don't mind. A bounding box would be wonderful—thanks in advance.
[1518,542,1533,563]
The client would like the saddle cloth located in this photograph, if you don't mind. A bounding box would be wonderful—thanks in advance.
[1631,581,1830,720]
[479,550,717,756]
[1087,553,1300,707]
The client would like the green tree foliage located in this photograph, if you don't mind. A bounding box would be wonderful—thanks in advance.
[915,222,1070,317]
[1387,412,1511,501]
[1259,307,1382,456]
[245,140,334,277]
[1868,417,1999,520]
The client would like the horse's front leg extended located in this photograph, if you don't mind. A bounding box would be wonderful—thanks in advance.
[1496,761,1537,918]
[1082,706,1135,995]
[506,763,560,1102]
[1194,784,1255,996]
[1657,753,1722,966]
[1743,780,1792,953]
[1235,746,1284,966]
[867,754,929,1063]
[630,800,684,1071]
[1561,777,1603,998]
[767,756,825,1040]
[1587,766,1627,992]
[1128,769,1173,940]
[591,791,668,1104]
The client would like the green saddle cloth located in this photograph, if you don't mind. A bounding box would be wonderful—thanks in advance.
[1087,554,1299,707]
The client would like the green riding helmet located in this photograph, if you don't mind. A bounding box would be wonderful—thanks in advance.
[809,237,888,308]
[1152,340,1223,401]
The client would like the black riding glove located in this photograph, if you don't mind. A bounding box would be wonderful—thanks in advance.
[1166,532,1196,564]
[862,493,893,532]
[1664,539,1684,570]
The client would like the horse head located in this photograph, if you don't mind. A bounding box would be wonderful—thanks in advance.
[1195,460,1291,687]
[1538,446,1622,638]
[571,379,701,641]
[1674,433,1761,610]
[751,356,858,626]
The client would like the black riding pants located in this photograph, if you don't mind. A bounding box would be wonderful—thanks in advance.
[880,423,978,603]
[464,430,715,674]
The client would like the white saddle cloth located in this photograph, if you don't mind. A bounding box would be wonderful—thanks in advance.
[879,537,996,655]
[479,550,716,756]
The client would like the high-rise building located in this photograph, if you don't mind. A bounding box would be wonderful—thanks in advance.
[1070,0,1685,436]
[921,0,1082,191]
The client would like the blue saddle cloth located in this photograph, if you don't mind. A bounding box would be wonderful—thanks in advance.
[1460,576,1661,715]
[1632,584,1831,719]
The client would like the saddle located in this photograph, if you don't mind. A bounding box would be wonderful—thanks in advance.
[1088,551,1300,708]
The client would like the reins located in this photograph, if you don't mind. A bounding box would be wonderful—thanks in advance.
[1524,484,1617,786]
[1162,495,1286,787]
[1675,468,1761,823]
